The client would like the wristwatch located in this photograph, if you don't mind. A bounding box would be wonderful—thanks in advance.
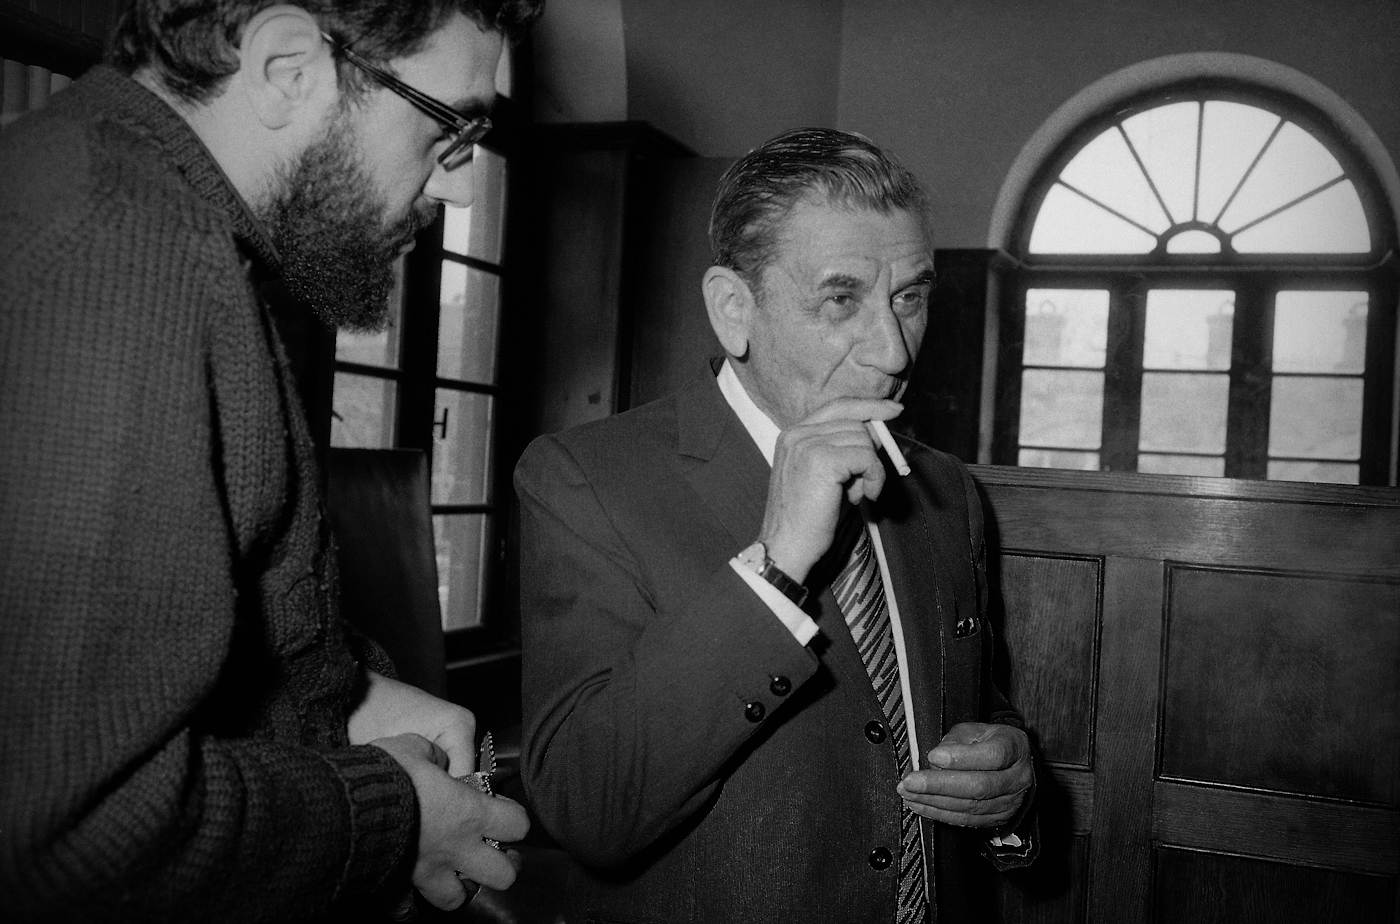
[736,541,808,608]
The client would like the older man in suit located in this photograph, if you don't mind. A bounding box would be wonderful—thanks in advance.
[516,128,1037,924]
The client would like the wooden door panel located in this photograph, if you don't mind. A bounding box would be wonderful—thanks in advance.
[971,467,1400,924]
[999,554,1102,768]
[1153,848,1396,924]
[1161,566,1400,803]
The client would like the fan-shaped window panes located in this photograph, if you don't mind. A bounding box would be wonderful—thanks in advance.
[1029,100,1371,256]
[998,83,1395,487]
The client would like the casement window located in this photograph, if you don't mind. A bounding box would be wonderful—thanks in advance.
[332,48,519,633]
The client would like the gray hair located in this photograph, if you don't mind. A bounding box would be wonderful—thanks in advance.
[708,127,930,292]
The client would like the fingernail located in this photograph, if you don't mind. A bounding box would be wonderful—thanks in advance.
[929,747,952,767]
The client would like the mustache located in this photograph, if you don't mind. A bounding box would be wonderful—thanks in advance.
[391,202,441,250]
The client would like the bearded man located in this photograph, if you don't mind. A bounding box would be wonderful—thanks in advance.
[0,2,540,920]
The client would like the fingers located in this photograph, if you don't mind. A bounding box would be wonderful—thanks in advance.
[899,789,1025,828]
[897,766,1032,828]
[410,793,527,910]
[435,719,477,778]
[480,791,532,845]
[927,722,1028,772]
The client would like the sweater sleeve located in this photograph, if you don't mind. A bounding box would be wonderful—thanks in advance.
[0,115,416,920]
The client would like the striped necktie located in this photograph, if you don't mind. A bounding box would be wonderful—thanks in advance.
[832,521,928,924]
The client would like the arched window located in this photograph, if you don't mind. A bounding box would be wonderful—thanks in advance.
[993,81,1397,485]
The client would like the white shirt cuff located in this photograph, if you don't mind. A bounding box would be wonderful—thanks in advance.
[728,559,820,646]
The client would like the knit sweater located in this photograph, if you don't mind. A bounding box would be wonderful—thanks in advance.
[0,67,417,921]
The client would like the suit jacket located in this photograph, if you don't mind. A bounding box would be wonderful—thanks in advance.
[516,372,1034,924]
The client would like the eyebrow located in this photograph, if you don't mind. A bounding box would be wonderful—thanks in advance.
[897,269,938,290]
[816,272,869,292]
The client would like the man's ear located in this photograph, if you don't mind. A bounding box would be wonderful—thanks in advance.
[238,5,337,130]
[703,266,755,359]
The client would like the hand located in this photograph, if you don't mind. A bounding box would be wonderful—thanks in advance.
[348,670,477,776]
[759,397,904,583]
[371,733,530,910]
[896,722,1034,830]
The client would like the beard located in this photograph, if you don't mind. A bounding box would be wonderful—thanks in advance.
[259,107,438,332]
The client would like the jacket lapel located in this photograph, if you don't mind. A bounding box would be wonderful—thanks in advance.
[869,471,949,756]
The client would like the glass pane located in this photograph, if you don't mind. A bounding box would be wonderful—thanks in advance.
[433,513,494,630]
[441,146,508,264]
[1198,101,1281,225]
[1268,377,1363,460]
[431,389,494,505]
[1232,180,1370,253]
[1018,369,1103,449]
[1059,126,1170,232]
[1139,372,1229,453]
[1023,289,1109,368]
[442,202,471,256]
[1029,183,1158,254]
[331,373,396,448]
[1143,290,1235,371]
[1018,448,1099,471]
[437,263,501,383]
[1274,292,1369,374]
[1218,122,1344,233]
[1120,101,1199,225]
[1138,453,1225,477]
[1267,460,1359,485]
[334,257,404,368]
[1165,229,1221,254]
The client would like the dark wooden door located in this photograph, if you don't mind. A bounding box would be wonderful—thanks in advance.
[971,466,1400,924]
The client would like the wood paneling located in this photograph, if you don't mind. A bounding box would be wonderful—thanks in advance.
[1152,781,1400,876]
[1162,566,1400,804]
[627,157,730,406]
[1153,847,1395,924]
[515,123,693,435]
[973,466,1400,924]
[999,554,1101,768]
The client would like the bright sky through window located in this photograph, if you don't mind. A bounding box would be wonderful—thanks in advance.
[1029,100,1371,255]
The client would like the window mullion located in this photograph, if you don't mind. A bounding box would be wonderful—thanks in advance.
[397,211,447,453]
[1224,278,1272,479]
[1101,280,1145,472]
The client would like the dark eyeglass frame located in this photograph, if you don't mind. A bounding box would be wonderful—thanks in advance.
[322,32,492,171]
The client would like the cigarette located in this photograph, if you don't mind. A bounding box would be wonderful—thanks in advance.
[868,419,911,476]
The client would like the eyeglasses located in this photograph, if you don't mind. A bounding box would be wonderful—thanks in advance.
[322,32,492,171]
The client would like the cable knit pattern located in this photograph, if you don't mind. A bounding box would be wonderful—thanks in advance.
[0,67,416,922]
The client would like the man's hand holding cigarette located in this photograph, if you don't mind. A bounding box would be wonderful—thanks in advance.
[757,396,908,586]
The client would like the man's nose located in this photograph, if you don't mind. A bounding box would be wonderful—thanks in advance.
[862,301,913,374]
[423,157,475,209]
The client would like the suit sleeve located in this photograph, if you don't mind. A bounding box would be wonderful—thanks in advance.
[515,434,819,868]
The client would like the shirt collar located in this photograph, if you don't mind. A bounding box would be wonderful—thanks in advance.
[717,359,781,468]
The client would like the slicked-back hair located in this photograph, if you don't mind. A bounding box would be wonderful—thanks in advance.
[108,0,544,105]
[709,127,930,295]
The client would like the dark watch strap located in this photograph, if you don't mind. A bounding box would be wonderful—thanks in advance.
[738,542,809,608]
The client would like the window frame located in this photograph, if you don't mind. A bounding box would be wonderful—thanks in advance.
[330,80,526,655]
[993,79,1399,486]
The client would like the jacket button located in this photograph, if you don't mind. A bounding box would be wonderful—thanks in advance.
[744,701,766,723]
[868,846,893,870]
[865,720,887,744]
[770,675,791,696]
